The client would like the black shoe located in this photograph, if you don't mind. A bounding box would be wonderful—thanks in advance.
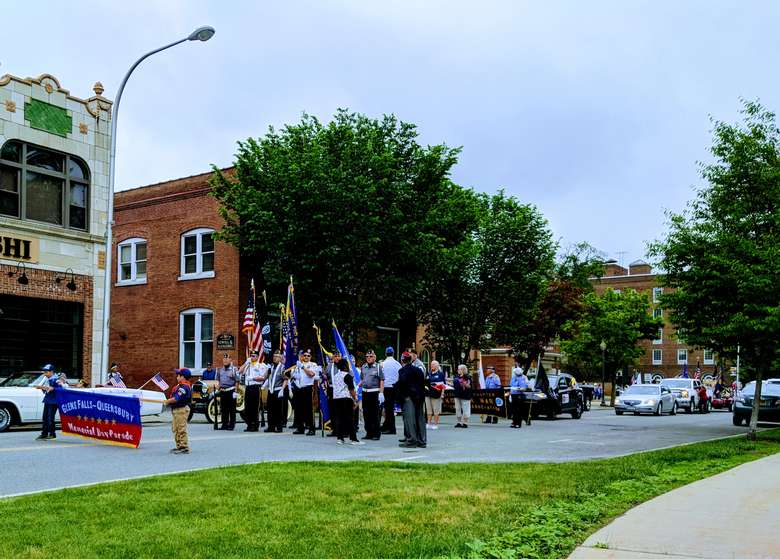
[399,438,409,443]
[399,442,417,448]
[36,434,47,441]
[463,424,468,428]
[292,429,305,435]
[454,423,462,428]
[361,435,374,440]
[46,434,56,439]
[306,430,316,436]
[417,443,427,448]
[263,428,274,433]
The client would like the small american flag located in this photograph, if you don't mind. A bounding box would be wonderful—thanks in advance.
[107,375,126,389]
[151,373,169,391]
[242,280,256,335]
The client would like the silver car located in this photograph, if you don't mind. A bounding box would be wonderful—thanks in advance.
[614,384,677,416]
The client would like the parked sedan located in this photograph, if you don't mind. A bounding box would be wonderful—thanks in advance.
[614,384,678,416]
[732,381,780,426]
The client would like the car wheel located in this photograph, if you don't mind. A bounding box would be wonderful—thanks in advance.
[571,400,582,419]
[615,410,624,415]
[0,405,12,432]
[206,399,217,424]
[732,414,744,426]
[686,400,693,414]
[654,404,661,416]
[670,402,677,415]
[707,400,713,413]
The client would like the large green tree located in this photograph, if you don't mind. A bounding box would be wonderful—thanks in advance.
[560,289,661,398]
[210,110,469,341]
[649,100,780,438]
[421,192,556,365]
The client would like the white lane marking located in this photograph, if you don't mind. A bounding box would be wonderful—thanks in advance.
[393,455,426,462]
[548,439,573,443]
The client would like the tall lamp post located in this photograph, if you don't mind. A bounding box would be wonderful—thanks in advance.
[99,26,216,384]
[599,340,607,406]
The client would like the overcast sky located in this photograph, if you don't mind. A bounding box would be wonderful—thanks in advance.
[3,1,778,265]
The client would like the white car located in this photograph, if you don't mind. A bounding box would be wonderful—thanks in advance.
[0,372,165,432]
[614,384,677,415]
[660,378,705,413]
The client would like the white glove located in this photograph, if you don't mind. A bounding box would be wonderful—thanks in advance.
[232,391,238,400]
[379,393,385,405]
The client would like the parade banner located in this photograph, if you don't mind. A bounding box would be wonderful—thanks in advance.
[55,389,143,448]
[442,388,508,417]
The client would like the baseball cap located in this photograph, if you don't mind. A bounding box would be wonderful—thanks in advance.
[385,346,394,355]
[401,351,412,361]
[176,368,192,379]
[42,364,54,372]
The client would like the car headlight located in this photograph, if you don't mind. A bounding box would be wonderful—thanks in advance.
[614,397,621,404]
[647,399,656,405]
[681,390,689,398]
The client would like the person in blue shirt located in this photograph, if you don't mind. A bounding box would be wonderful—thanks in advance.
[164,368,193,454]
[35,364,61,441]
[484,367,502,424]
[509,363,530,428]
[201,362,216,381]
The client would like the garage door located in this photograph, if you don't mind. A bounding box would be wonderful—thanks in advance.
[0,294,83,377]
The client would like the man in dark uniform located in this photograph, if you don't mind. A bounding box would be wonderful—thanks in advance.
[320,352,340,436]
[217,354,238,430]
[396,352,427,448]
[164,368,192,453]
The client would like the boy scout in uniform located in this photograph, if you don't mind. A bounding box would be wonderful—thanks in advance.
[165,368,192,454]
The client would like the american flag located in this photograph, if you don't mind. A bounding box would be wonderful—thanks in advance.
[151,373,169,391]
[242,279,256,335]
[107,375,126,389]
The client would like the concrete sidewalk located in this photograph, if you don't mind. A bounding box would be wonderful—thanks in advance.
[569,452,780,559]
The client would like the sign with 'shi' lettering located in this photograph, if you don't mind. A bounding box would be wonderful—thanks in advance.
[0,233,39,263]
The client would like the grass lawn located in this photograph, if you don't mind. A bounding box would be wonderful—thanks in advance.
[3,430,779,559]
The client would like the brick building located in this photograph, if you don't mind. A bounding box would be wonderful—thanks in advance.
[592,260,717,379]
[0,73,113,382]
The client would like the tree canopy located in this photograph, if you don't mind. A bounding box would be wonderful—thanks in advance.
[648,100,780,437]
[210,110,469,339]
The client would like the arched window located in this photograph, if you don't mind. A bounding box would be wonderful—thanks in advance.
[117,237,147,285]
[180,227,215,280]
[0,139,90,231]
[180,308,213,372]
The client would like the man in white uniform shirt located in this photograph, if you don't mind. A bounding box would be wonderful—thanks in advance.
[292,349,318,436]
[239,349,268,432]
[264,350,287,433]
[380,346,401,435]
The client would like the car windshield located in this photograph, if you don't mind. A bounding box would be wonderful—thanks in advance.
[740,382,780,397]
[624,386,659,395]
[661,379,690,389]
[0,372,46,387]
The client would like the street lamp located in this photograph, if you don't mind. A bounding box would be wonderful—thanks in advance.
[599,340,607,407]
[99,26,215,384]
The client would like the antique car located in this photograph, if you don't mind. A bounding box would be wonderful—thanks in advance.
[614,384,677,415]
[0,372,165,432]
[188,379,249,424]
[710,386,734,411]
[528,372,584,420]
[732,381,780,426]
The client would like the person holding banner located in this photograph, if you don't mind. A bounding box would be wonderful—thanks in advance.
[164,368,192,454]
[264,351,287,433]
[292,350,317,436]
[360,349,384,440]
[239,349,267,432]
[35,364,61,440]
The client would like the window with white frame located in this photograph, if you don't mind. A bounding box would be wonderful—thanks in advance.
[652,349,662,365]
[677,348,688,365]
[677,328,686,344]
[653,327,663,345]
[652,287,663,303]
[653,307,663,320]
[703,349,714,365]
[180,228,215,279]
[180,309,213,372]
[117,238,147,285]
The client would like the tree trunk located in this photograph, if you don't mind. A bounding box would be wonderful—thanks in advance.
[609,367,616,407]
[747,365,764,441]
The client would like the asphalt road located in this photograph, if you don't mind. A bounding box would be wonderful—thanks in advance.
[0,408,754,498]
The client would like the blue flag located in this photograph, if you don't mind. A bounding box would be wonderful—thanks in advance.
[282,280,298,371]
[332,321,361,399]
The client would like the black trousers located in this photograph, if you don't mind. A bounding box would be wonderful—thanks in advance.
[294,385,314,431]
[244,385,261,429]
[290,387,301,429]
[511,395,524,427]
[42,403,57,437]
[402,397,426,445]
[362,391,381,438]
[281,387,290,427]
[266,390,283,430]
[334,398,358,441]
[381,386,397,433]
[220,389,236,428]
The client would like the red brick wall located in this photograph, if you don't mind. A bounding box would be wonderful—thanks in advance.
[0,264,94,382]
[110,172,241,388]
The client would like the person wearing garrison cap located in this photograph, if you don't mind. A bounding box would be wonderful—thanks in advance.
[164,368,193,454]
[360,349,384,440]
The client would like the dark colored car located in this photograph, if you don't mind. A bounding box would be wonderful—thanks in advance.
[528,372,584,420]
[732,381,780,426]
